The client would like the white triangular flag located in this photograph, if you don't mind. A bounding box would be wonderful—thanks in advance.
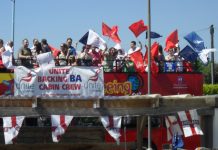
[3,116,25,144]
[51,115,73,142]
[198,48,216,64]
[100,116,121,144]
[2,50,15,69]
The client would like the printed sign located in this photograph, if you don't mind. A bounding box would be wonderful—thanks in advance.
[14,66,104,97]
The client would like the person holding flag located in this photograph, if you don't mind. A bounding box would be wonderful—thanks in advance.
[128,41,142,55]
[128,41,145,72]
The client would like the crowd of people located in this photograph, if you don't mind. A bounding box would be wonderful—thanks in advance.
[0,38,194,73]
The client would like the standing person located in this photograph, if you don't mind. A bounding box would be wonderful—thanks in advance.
[78,45,92,66]
[165,48,176,61]
[56,43,68,66]
[0,39,6,69]
[41,39,51,53]
[128,41,142,55]
[5,41,13,52]
[18,39,33,68]
[90,46,101,66]
[31,39,42,67]
[102,47,117,72]
[157,45,165,72]
[66,37,77,57]
[31,39,42,57]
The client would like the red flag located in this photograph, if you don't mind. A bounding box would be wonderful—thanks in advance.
[110,26,121,43]
[102,22,112,37]
[144,42,159,63]
[48,45,60,57]
[129,20,148,37]
[151,61,159,76]
[102,22,121,43]
[144,42,159,76]
[129,49,145,72]
[165,29,178,51]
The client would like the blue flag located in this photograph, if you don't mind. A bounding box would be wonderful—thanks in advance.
[79,31,89,45]
[184,32,205,52]
[146,31,162,39]
[179,45,198,62]
[172,134,184,150]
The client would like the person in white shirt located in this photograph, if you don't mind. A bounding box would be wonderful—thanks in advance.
[128,41,142,55]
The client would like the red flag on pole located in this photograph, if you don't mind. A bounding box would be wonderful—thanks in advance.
[129,20,148,37]
[102,22,121,43]
[164,29,178,51]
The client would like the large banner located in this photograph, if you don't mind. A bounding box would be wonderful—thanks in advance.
[15,66,104,97]
[104,73,203,96]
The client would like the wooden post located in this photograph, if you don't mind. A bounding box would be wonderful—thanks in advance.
[137,116,143,150]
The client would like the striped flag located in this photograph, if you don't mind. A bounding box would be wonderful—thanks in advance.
[165,116,183,141]
[3,116,25,144]
[177,109,203,137]
[51,115,73,142]
[100,116,122,144]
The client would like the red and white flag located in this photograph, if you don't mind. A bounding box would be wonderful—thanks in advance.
[165,116,183,141]
[100,116,122,144]
[177,109,203,137]
[3,116,25,144]
[51,115,73,142]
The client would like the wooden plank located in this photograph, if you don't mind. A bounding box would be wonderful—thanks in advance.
[0,95,217,116]
[0,142,136,150]
[0,107,215,117]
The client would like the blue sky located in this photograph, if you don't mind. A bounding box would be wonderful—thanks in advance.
[0,0,217,61]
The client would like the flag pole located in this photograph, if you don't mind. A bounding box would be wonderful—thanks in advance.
[147,0,152,149]
[210,25,215,84]
[11,0,15,49]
